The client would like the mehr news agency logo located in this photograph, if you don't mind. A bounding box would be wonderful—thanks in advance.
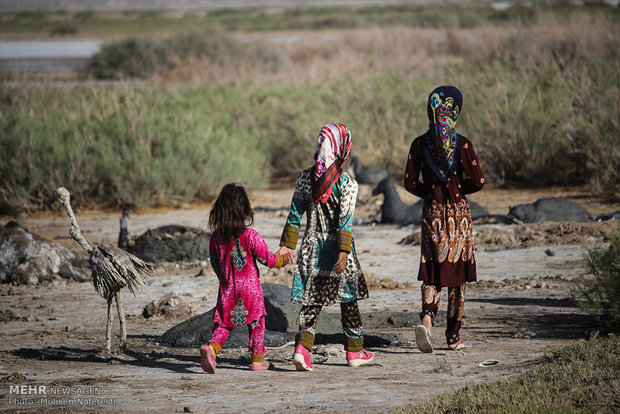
[6,384,117,407]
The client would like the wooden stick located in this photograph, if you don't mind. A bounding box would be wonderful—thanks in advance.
[105,296,114,352]
[115,290,126,348]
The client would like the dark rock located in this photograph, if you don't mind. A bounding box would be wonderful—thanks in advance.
[352,156,391,185]
[0,372,28,383]
[0,221,87,285]
[158,283,410,348]
[372,178,488,225]
[314,331,411,347]
[158,283,341,348]
[544,249,555,257]
[508,198,592,223]
[363,310,446,328]
[128,225,210,262]
[0,309,20,322]
[158,307,297,348]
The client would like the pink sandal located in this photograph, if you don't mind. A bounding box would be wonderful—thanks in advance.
[346,349,374,367]
[200,344,217,374]
[293,344,313,371]
[249,360,274,371]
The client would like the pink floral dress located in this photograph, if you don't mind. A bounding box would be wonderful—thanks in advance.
[209,228,282,328]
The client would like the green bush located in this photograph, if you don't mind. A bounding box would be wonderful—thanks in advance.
[1,54,618,213]
[2,9,618,213]
[0,84,269,213]
[49,24,78,36]
[573,222,620,331]
[84,31,283,80]
[85,38,173,80]
[462,24,620,192]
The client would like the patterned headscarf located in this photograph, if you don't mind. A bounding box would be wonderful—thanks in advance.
[423,85,463,182]
[311,123,352,204]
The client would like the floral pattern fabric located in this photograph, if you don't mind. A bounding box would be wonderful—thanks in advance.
[421,282,466,345]
[281,169,368,306]
[209,228,279,328]
[405,133,484,287]
[425,86,463,181]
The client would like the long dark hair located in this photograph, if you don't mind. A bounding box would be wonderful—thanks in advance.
[209,183,254,241]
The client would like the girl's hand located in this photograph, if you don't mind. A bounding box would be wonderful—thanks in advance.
[277,246,295,264]
[334,251,348,273]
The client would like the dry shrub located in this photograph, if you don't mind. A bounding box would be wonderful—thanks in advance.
[573,221,620,331]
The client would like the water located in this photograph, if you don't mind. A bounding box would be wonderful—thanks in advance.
[0,39,102,72]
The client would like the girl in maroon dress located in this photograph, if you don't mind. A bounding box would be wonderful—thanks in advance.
[404,86,484,352]
[200,183,290,373]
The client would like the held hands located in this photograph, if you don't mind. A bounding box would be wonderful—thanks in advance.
[277,246,295,264]
[278,246,346,272]
[334,251,348,273]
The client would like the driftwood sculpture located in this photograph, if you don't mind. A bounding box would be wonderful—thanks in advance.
[351,155,391,185]
[118,206,131,249]
[49,187,153,351]
[372,177,489,225]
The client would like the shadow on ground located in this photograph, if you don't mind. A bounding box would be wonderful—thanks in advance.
[468,297,597,340]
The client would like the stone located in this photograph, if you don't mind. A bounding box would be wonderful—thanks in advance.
[158,283,409,348]
[143,292,196,319]
[128,225,210,262]
[0,221,87,285]
[508,198,592,223]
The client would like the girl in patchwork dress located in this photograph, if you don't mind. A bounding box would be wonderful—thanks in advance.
[277,123,374,371]
[200,183,290,373]
[404,86,484,353]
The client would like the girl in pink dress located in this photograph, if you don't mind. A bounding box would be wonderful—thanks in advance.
[200,183,290,374]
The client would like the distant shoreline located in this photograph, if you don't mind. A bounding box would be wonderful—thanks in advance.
[0,0,443,12]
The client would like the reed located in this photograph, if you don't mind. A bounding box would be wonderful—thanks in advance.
[1,8,618,213]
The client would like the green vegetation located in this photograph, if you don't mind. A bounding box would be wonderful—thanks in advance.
[573,222,620,331]
[85,31,283,80]
[1,1,618,36]
[395,336,620,413]
[3,45,617,213]
[2,24,618,212]
[0,84,270,211]
[0,3,618,213]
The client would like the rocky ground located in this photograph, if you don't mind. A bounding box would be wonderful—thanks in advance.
[0,183,617,413]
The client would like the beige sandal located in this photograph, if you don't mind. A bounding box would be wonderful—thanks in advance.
[415,325,433,353]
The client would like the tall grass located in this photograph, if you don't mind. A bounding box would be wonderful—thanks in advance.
[1,11,618,213]
[0,84,270,212]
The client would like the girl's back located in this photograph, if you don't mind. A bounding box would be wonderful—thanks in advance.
[209,227,276,328]
[210,228,262,285]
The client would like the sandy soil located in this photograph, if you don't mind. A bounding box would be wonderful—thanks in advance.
[0,184,617,413]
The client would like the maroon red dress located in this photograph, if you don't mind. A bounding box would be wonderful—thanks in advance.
[404,131,485,287]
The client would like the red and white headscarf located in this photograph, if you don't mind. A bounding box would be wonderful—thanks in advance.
[311,123,352,204]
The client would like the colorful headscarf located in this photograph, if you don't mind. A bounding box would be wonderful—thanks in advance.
[423,85,463,182]
[311,123,352,204]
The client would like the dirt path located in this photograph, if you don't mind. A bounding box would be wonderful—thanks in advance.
[0,185,616,413]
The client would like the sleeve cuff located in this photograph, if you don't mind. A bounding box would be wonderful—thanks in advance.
[280,225,299,249]
[338,230,352,253]
[274,253,291,268]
